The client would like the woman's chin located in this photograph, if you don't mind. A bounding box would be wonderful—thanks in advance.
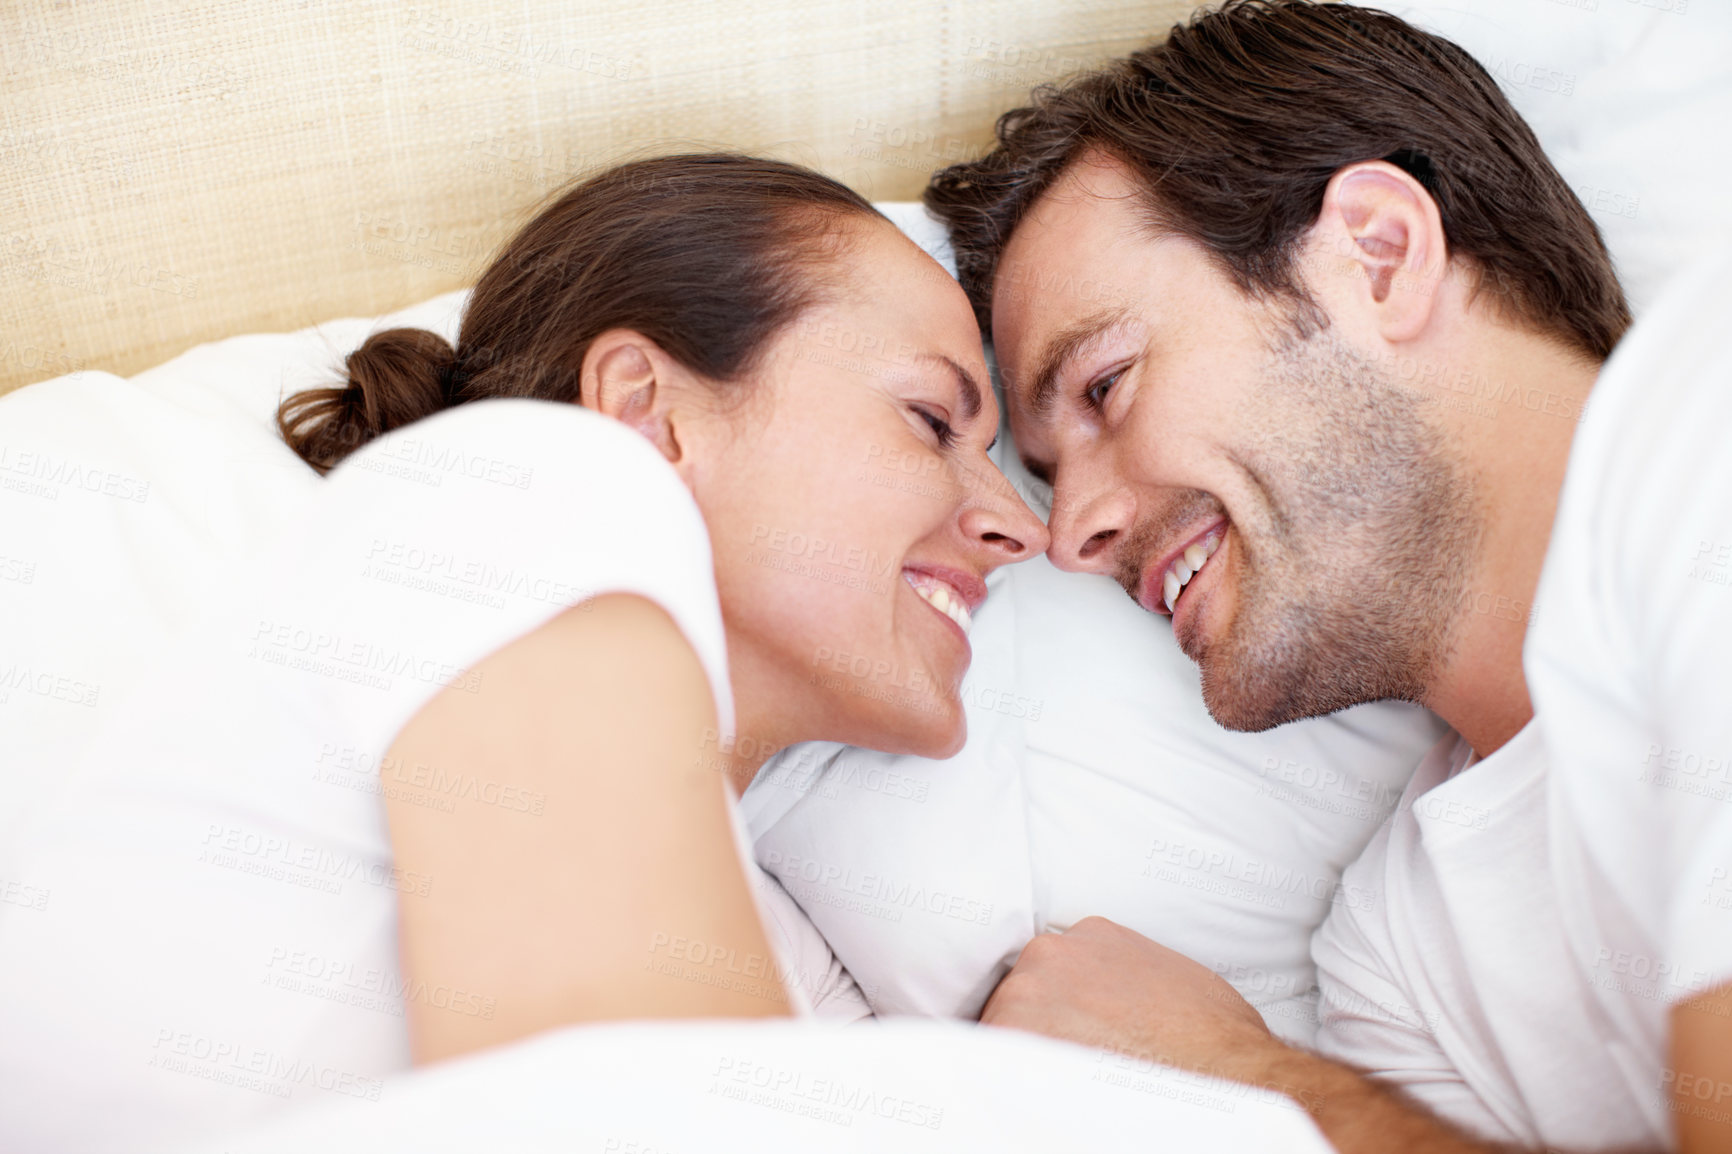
[924,718,968,760]
[861,699,966,760]
[798,656,968,758]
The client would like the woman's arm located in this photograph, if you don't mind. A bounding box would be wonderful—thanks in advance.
[382,593,789,1064]
[1672,983,1732,1152]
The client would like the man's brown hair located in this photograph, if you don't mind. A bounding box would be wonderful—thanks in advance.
[924,0,1629,360]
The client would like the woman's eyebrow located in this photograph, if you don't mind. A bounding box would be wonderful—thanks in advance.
[913,352,983,421]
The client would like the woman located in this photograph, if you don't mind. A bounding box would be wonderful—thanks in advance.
[0,154,1046,1150]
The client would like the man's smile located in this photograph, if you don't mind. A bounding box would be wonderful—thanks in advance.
[1134,515,1229,619]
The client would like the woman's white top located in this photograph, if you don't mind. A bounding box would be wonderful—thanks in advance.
[0,400,865,1154]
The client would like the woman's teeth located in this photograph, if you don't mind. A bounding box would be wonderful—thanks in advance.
[1163,532,1222,613]
[904,571,973,635]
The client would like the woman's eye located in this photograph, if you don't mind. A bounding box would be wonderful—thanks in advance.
[1084,370,1123,410]
[915,407,957,448]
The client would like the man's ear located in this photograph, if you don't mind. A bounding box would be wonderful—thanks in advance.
[1312,160,1448,343]
[580,330,683,464]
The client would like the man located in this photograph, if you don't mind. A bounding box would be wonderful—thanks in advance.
[923,2,1732,1151]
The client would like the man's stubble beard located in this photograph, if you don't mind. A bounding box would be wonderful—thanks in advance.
[1193,331,1482,732]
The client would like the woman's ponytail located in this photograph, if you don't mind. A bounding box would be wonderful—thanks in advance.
[278,327,457,475]
[277,154,880,475]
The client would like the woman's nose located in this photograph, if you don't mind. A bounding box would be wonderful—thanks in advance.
[957,465,1051,566]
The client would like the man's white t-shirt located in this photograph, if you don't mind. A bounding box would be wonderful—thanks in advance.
[0,400,864,1154]
[1312,244,1732,1150]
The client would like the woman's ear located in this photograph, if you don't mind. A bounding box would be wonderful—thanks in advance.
[1309,160,1449,344]
[580,330,683,464]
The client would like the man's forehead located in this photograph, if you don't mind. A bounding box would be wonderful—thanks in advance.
[1023,149,1147,225]
[996,159,1140,291]
[993,158,1158,339]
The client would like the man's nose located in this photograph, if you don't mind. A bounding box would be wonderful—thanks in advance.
[1045,477,1133,574]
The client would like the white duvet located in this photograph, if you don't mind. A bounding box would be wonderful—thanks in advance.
[191,1020,1331,1153]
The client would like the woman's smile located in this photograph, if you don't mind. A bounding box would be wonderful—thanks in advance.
[902,564,985,641]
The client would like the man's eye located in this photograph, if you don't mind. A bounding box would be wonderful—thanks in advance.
[1084,370,1123,410]
[916,407,957,448]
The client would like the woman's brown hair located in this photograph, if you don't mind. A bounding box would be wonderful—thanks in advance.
[279,153,878,474]
[924,0,1629,361]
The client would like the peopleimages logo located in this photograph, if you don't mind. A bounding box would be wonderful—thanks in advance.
[312,743,547,816]
[149,1028,383,1102]
[0,444,151,502]
[263,946,497,1019]
[362,434,535,489]
[249,619,483,695]
[1141,836,1379,913]
[360,538,592,610]
[0,661,101,708]
[747,523,897,579]
[710,1056,945,1130]
[199,823,433,898]
[760,850,995,927]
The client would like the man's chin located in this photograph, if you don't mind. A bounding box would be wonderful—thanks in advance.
[1179,576,1410,729]
[1195,648,1326,734]
[1199,646,1409,733]
[1198,679,1295,733]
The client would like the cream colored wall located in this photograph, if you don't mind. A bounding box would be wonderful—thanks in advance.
[0,0,1197,395]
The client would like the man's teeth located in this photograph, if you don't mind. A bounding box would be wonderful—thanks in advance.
[904,572,973,635]
[1162,532,1221,613]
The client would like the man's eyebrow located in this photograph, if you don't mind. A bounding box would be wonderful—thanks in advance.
[1024,308,1134,419]
[914,352,983,422]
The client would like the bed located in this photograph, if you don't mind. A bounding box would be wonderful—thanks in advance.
[3,1,1729,1150]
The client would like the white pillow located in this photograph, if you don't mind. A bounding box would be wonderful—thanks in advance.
[744,550,1445,1037]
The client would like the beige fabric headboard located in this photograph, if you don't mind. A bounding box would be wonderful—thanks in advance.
[0,0,1197,396]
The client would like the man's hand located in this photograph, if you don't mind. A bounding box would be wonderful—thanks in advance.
[980,916,1278,1082]
[980,917,1537,1154]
